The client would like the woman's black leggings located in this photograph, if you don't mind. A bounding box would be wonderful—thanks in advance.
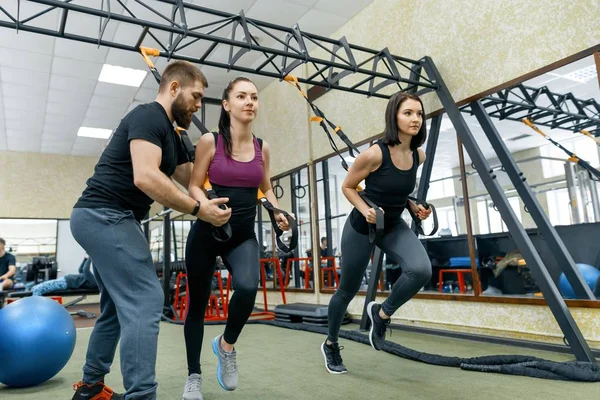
[327,218,432,343]
[184,220,260,375]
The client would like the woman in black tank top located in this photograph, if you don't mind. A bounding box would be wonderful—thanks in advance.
[321,92,434,374]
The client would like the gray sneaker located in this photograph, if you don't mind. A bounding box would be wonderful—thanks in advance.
[182,373,203,400]
[212,335,238,391]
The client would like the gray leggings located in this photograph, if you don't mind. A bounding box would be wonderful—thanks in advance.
[327,217,431,342]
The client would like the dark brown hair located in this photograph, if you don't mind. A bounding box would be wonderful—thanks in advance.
[159,60,208,93]
[381,92,427,150]
[218,77,255,157]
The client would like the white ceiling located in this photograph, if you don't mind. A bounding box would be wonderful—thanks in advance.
[0,1,597,172]
[0,0,375,156]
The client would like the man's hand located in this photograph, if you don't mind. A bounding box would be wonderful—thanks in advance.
[197,198,232,227]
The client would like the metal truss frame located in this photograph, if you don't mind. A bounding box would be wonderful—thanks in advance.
[0,0,438,98]
[461,83,600,136]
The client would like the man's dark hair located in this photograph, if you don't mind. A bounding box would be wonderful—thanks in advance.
[159,60,208,93]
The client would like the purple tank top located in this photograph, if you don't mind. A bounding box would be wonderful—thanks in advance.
[208,134,264,187]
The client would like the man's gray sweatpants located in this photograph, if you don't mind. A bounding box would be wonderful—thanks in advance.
[70,207,163,400]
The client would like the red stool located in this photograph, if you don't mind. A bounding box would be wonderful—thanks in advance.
[438,269,472,294]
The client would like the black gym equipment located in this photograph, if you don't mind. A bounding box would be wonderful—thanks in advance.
[2,0,597,365]
[274,303,350,326]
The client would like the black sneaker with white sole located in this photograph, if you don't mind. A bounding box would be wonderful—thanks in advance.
[367,301,391,351]
[320,342,348,374]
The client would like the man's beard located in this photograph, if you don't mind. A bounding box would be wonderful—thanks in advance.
[171,95,192,129]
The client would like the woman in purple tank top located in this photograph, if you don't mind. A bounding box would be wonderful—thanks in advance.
[181,77,291,399]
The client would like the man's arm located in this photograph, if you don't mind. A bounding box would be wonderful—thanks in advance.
[6,265,16,279]
[1,256,16,280]
[172,162,193,189]
[130,139,198,215]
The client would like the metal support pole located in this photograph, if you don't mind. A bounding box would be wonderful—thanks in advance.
[257,204,264,253]
[162,207,174,318]
[423,58,596,362]
[457,136,481,295]
[359,247,385,331]
[171,220,178,261]
[587,173,600,222]
[291,172,301,288]
[322,160,333,253]
[577,169,591,223]
[565,162,581,224]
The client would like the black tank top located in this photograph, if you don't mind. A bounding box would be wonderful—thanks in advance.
[349,141,419,235]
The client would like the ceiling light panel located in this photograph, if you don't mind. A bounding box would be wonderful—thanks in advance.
[97,64,147,87]
[77,127,113,139]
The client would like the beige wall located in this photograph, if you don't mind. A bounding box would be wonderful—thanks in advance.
[0,150,98,219]
[255,0,600,175]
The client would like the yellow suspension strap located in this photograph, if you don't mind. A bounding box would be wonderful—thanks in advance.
[579,129,600,148]
[522,119,600,181]
[283,74,437,238]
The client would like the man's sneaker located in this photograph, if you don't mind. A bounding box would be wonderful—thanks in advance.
[320,342,348,374]
[212,334,238,391]
[367,301,391,351]
[182,373,203,400]
[72,381,124,400]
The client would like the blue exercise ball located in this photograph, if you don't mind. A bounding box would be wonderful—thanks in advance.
[0,296,77,387]
[558,263,600,299]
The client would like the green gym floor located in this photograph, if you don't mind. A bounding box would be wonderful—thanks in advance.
[1,319,599,400]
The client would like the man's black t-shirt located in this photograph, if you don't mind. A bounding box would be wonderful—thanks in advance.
[74,102,189,221]
[0,252,16,277]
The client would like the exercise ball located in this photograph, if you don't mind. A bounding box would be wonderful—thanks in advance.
[558,263,600,299]
[0,296,77,387]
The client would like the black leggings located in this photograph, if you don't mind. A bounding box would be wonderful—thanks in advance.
[327,218,432,343]
[184,220,260,375]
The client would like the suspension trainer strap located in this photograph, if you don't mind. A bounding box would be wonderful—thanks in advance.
[407,196,438,236]
[202,178,233,242]
[284,74,437,239]
[523,118,600,181]
[257,189,298,253]
[357,190,385,243]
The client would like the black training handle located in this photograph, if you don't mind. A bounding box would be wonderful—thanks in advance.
[258,195,298,253]
[203,180,233,242]
[407,196,438,236]
[358,190,384,244]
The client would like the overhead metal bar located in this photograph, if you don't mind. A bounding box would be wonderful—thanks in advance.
[461,83,600,136]
[0,0,438,99]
